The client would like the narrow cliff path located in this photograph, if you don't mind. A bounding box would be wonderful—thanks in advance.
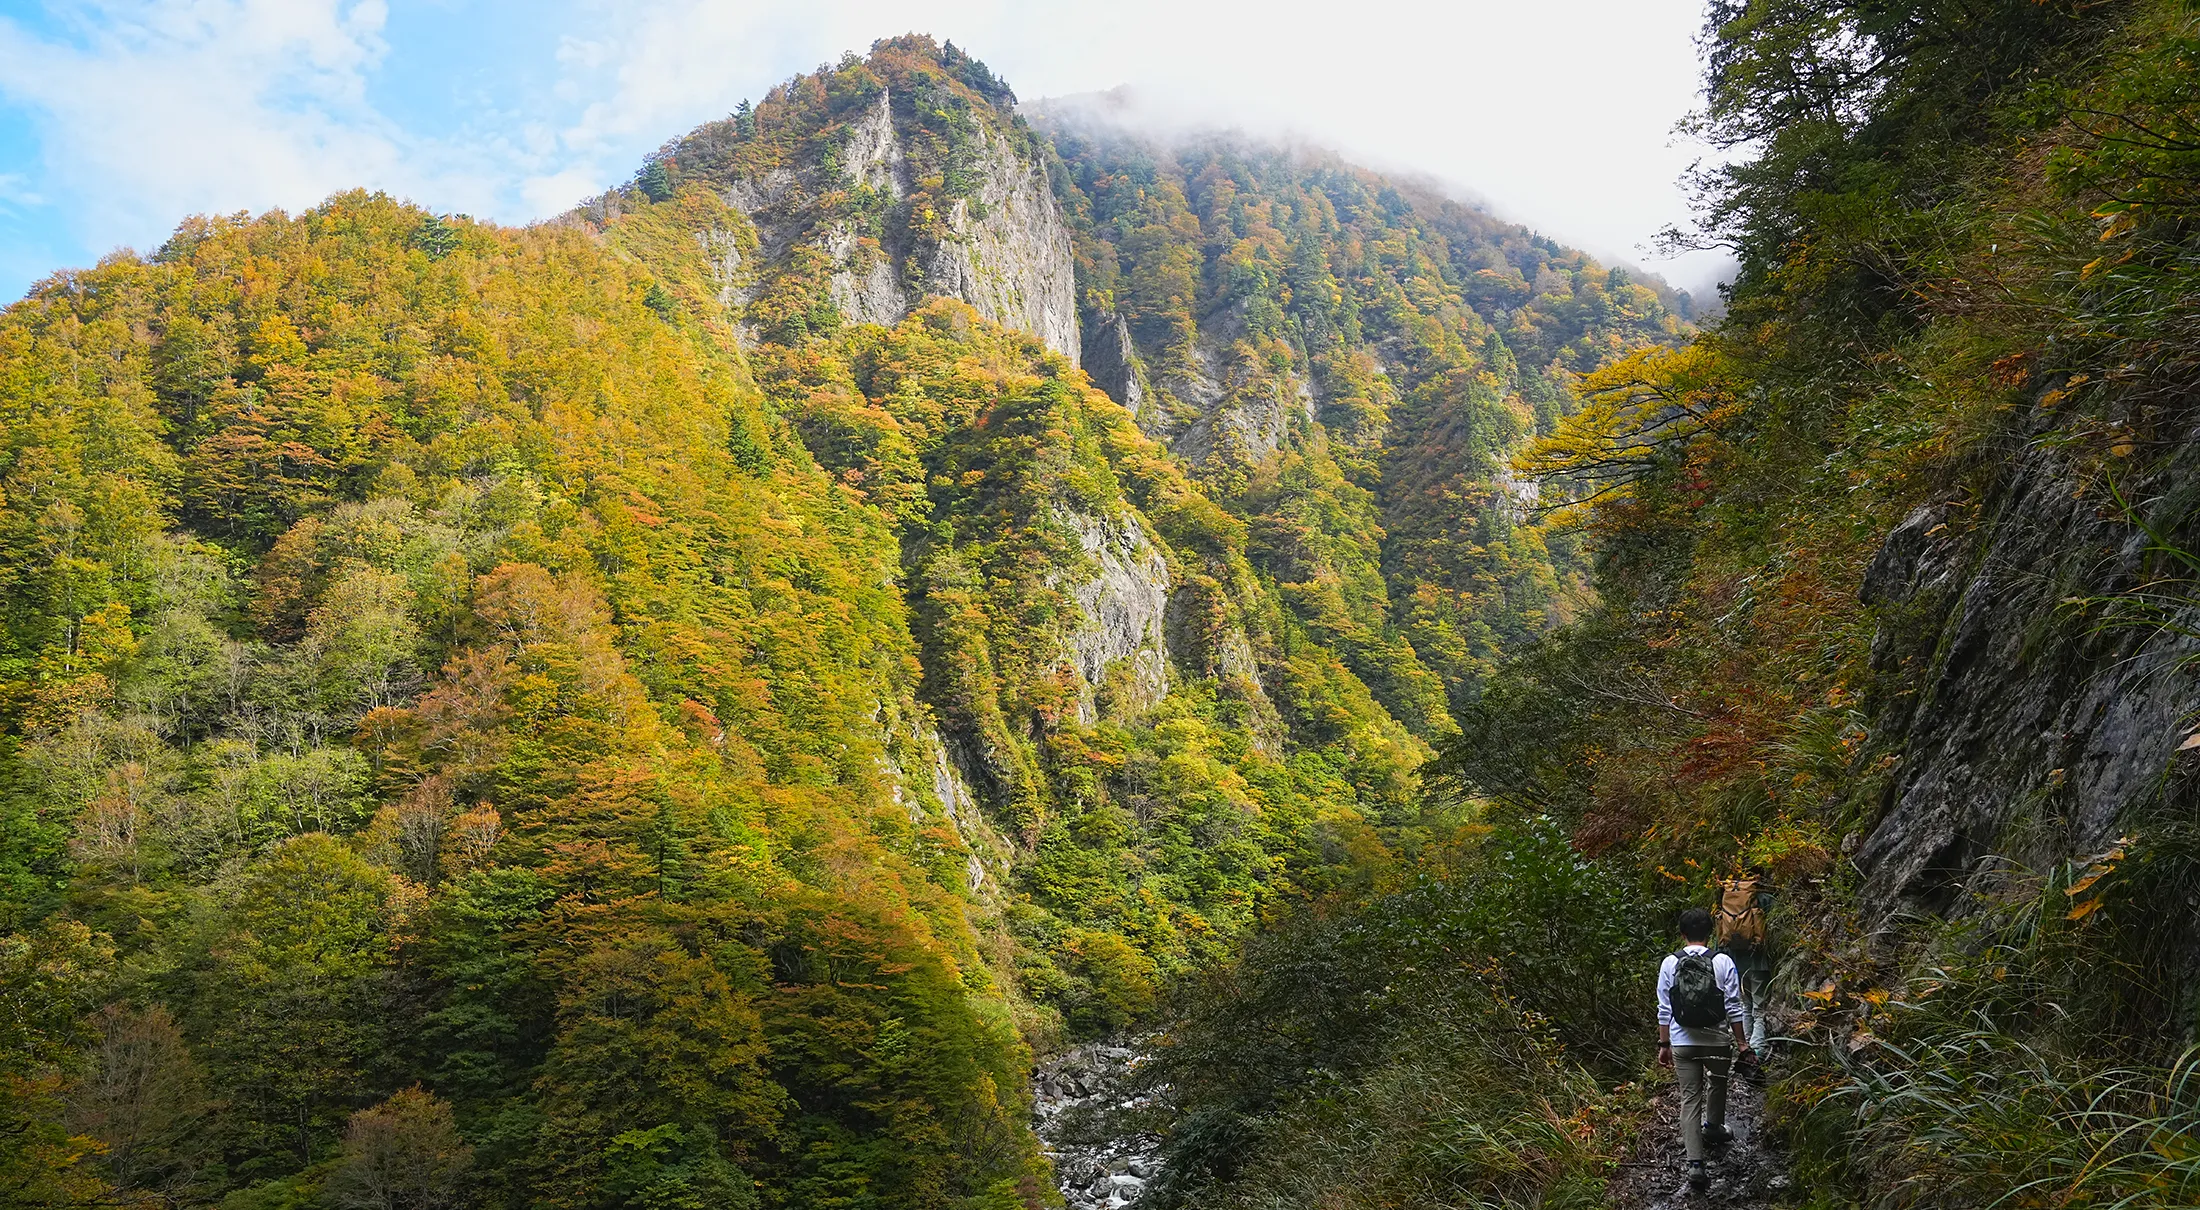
[1608,1058,1797,1210]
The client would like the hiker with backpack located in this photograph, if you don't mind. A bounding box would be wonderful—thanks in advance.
[1715,872,1775,1052]
[1658,907,1755,1190]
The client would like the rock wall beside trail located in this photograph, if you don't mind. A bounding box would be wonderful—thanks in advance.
[1855,408,2200,913]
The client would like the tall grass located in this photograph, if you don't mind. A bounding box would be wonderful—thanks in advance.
[1192,1012,1632,1210]
[1785,832,2200,1209]
[1806,1026,2200,1208]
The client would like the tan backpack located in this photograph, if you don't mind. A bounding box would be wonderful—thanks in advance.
[1715,876,1767,950]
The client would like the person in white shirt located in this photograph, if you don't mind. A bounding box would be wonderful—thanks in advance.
[1657,907,1755,1189]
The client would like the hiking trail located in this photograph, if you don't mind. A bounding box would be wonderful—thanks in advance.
[1608,1057,1798,1210]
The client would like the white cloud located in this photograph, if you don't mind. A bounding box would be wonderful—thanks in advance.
[518,165,602,216]
[0,3,372,239]
[0,172,45,208]
[0,0,525,261]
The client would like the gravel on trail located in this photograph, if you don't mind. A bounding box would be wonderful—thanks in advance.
[1609,1056,1799,1210]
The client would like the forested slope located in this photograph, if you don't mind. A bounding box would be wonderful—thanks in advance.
[0,36,1689,1210]
[1036,107,1694,721]
[0,186,1058,1210]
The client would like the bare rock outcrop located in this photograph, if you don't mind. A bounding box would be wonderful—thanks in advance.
[724,88,1080,363]
[917,120,1080,363]
[1089,303,1313,472]
[1060,510,1172,724]
[1082,312,1148,418]
[1854,417,2200,914]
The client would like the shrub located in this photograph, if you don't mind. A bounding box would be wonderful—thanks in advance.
[1144,819,1653,1209]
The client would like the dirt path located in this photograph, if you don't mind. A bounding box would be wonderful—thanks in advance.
[1608,1058,1798,1210]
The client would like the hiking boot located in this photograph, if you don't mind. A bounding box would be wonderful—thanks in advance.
[1688,1160,1709,1190]
[1702,1123,1733,1148]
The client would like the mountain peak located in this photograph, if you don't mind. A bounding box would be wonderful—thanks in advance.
[608,35,1078,361]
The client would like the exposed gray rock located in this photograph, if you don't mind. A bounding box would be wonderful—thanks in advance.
[919,119,1080,364]
[1061,509,1171,723]
[723,166,799,214]
[1859,503,1967,608]
[1033,1041,1163,1210]
[1489,461,1541,521]
[927,734,1004,891]
[1083,311,1148,418]
[1147,337,1226,452]
[823,221,906,330]
[1174,369,1289,468]
[1855,420,2200,915]
[721,168,804,320]
[718,86,1079,363]
[823,92,913,328]
[696,227,745,310]
[841,88,909,196]
[1135,310,1312,471]
[874,702,1013,896]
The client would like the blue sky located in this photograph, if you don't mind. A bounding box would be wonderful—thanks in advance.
[0,0,1729,303]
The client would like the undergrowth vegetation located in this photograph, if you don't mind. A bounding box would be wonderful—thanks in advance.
[1144,819,1665,1210]
[1787,830,2200,1208]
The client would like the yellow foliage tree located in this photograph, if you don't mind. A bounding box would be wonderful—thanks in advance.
[1511,343,1743,524]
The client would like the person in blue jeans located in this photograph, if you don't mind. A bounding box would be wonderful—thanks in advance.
[1657,907,1756,1190]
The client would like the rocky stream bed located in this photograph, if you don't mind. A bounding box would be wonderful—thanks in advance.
[1033,1043,1163,1210]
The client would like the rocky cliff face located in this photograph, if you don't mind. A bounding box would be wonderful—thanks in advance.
[1856,410,2200,913]
[1061,509,1172,724]
[1167,340,1315,470]
[1082,312,1149,419]
[725,88,1079,364]
[912,117,1081,363]
[1076,303,1312,473]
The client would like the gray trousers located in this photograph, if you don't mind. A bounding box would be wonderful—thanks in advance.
[1674,1044,1732,1162]
[1731,952,1772,1050]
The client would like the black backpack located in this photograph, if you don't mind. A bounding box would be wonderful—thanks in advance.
[1671,948,1725,1029]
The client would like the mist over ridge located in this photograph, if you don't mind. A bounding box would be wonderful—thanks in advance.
[1021,82,1725,305]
